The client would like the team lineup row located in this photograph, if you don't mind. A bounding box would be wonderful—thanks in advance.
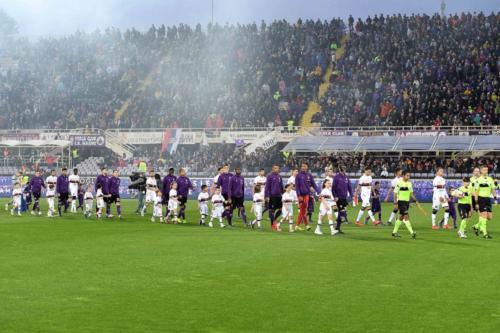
[5,163,498,239]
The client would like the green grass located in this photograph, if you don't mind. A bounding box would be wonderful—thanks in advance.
[1,199,499,333]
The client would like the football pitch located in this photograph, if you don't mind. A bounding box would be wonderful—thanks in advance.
[1,199,499,332]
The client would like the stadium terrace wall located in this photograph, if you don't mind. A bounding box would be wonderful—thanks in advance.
[0,177,467,203]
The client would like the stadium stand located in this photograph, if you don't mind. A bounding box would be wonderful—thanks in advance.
[1,12,497,131]
[0,12,498,180]
[313,12,499,127]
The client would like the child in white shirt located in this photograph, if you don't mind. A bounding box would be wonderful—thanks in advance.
[209,187,225,228]
[198,184,209,226]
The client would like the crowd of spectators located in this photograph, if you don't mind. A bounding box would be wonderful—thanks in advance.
[314,12,499,127]
[110,144,284,175]
[0,28,161,129]
[1,19,344,129]
[282,153,499,176]
[1,13,497,130]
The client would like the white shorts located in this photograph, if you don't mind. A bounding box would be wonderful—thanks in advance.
[199,204,208,216]
[168,200,178,212]
[69,186,79,197]
[212,206,224,218]
[154,204,163,217]
[47,197,55,210]
[360,193,371,207]
[320,203,333,216]
[432,195,449,210]
[97,197,105,209]
[85,200,93,211]
[254,204,263,220]
[13,197,21,207]
[146,190,156,203]
[282,204,293,219]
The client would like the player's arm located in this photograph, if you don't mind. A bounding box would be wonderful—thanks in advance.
[473,185,479,210]
[353,183,360,206]
[410,192,420,206]
[264,178,270,201]
[347,179,353,198]
[494,179,498,195]
[210,181,216,195]
[384,186,394,202]
[331,178,338,200]
[227,179,233,203]
[354,183,360,198]
[310,175,319,194]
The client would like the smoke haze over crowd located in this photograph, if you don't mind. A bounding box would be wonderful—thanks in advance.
[2,0,499,36]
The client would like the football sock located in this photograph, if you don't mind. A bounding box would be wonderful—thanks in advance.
[336,213,342,230]
[459,219,467,233]
[274,209,281,221]
[269,209,275,225]
[341,210,348,223]
[393,219,402,233]
[404,220,414,234]
[443,212,449,225]
[240,208,247,224]
[388,211,396,223]
[479,217,488,235]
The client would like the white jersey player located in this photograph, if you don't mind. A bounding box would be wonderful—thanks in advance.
[432,167,450,229]
[142,171,158,216]
[84,187,94,218]
[385,167,402,225]
[279,184,296,232]
[287,168,299,201]
[96,187,105,219]
[46,172,57,217]
[11,182,22,216]
[5,171,23,211]
[354,167,379,226]
[166,183,179,224]
[253,168,267,196]
[198,185,210,226]
[152,191,164,223]
[251,188,265,229]
[68,169,80,213]
[315,179,339,236]
[209,188,225,228]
